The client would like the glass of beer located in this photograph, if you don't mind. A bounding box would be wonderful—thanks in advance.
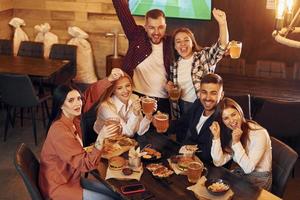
[187,161,207,183]
[141,97,156,115]
[169,86,181,101]
[104,117,122,135]
[229,40,242,59]
[153,112,169,133]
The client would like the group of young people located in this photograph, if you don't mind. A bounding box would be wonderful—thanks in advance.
[38,0,272,199]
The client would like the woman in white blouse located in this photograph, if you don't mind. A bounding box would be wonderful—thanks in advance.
[209,97,272,190]
[94,72,155,137]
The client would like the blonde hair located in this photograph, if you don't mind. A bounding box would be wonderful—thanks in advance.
[96,72,133,115]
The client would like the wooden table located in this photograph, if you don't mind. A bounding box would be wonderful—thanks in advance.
[220,74,300,102]
[0,55,69,78]
[92,131,280,200]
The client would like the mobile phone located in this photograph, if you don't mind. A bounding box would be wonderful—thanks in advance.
[120,183,146,195]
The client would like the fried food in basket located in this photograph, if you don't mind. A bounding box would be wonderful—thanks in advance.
[208,182,230,192]
[142,148,162,159]
[146,163,173,178]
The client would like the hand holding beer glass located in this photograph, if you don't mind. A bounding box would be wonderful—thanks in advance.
[104,117,122,135]
[186,161,208,183]
[229,40,242,59]
[141,96,157,115]
[168,85,181,101]
[153,111,169,133]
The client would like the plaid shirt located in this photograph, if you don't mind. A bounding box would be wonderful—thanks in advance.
[112,0,172,78]
[170,42,226,119]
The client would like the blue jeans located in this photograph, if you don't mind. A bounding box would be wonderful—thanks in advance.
[233,168,272,190]
[81,178,121,200]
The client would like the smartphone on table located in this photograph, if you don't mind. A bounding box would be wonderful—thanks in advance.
[120,183,146,195]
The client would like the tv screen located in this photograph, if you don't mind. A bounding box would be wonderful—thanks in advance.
[129,0,212,20]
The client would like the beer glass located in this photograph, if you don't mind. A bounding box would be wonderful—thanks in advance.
[104,117,122,135]
[153,112,169,133]
[169,86,181,101]
[141,97,156,115]
[187,161,207,183]
[229,41,242,59]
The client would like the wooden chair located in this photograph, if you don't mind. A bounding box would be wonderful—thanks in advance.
[17,41,44,58]
[0,39,13,55]
[293,62,300,80]
[271,137,298,198]
[14,143,44,200]
[0,73,51,145]
[216,57,246,75]
[256,60,286,79]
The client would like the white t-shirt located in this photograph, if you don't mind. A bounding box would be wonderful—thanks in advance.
[177,56,196,102]
[133,42,167,98]
[196,112,211,134]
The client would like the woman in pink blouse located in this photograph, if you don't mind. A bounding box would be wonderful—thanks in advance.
[39,68,124,200]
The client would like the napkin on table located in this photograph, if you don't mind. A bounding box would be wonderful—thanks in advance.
[187,176,234,200]
[179,145,199,155]
[105,165,143,181]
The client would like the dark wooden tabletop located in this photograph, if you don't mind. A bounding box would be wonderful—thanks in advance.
[220,74,300,102]
[0,55,69,77]
[91,131,274,200]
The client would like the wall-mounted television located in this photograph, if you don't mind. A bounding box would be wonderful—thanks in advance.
[129,0,212,20]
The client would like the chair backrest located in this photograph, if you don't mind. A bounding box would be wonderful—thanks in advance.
[0,73,39,107]
[14,143,44,200]
[81,102,99,147]
[226,94,251,119]
[0,39,13,55]
[17,41,44,58]
[293,62,300,80]
[256,60,286,79]
[271,137,298,198]
[49,44,77,85]
[216,57,246,75]
[253,99,300,138]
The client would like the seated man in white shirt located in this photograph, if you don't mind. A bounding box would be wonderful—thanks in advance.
[94,72,155,137]
[168,73,230,163]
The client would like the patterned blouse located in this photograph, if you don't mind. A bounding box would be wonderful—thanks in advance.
[170,42,226,118]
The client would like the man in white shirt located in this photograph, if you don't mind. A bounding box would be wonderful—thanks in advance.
[112,0,172,114]
[169,73,230,163]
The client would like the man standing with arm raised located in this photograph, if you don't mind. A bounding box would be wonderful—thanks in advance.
[112,0,172,114]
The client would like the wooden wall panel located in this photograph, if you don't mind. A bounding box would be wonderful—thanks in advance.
[9,0,300,79]
[0,0,13,39]
[0,0,13,11]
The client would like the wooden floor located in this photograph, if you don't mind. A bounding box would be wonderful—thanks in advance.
[0,105,299,200]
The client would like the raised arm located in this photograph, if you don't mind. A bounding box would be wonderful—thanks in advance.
[83,68,124,113]
[210,122,232,166]
[112,0,139,39]
[212,8,229,49]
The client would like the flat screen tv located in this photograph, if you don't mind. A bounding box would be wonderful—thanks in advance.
[129,0,212,20]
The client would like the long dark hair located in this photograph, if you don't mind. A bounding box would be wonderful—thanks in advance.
[219,97,261,148]
[47,84,82,131]
[171,27,202,62]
